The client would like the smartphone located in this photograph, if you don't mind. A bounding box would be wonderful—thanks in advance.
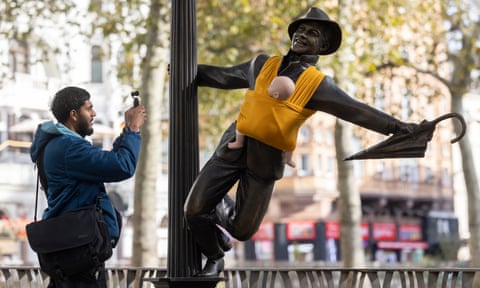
[131,91,140,107]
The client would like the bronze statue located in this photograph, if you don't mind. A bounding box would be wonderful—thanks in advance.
[184,7,437,276]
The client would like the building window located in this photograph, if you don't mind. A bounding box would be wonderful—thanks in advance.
[298,154,310,176]
[399,165,410,181]
[375,162,385,179]
[91,45,103,83]
[325,131,334,145]
[442,168,451,187]
[316,154,322,173]
[425,167,434,183]
[411,165,419,183]
[9,39,29,73]
[314,130,323,143]
[326,156,335,175]
[298,126,311,143]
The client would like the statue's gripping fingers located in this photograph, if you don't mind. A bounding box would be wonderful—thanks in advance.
[393,121,418,135]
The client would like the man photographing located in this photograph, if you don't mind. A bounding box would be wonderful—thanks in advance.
[30,86,146,287]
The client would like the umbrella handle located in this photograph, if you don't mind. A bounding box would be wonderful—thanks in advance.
[431,112,466,144]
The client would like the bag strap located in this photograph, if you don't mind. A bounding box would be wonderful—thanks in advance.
[37,147,48,194]
[33,171,40,222]
[33,147,47,222]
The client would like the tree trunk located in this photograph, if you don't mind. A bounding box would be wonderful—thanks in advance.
[334,0,365,268]
[451,92,480,286]
[131,0,169,267]
[335,119,365,267]
[451,93,480,265]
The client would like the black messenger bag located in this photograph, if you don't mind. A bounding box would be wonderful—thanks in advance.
[26,204,113,277]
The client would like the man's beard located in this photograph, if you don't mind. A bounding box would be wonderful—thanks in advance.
[77,116,94,137]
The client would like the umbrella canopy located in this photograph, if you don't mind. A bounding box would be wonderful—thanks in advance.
[345,113,466,161]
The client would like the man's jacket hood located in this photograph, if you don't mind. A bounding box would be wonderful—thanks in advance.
[30,121,80,163]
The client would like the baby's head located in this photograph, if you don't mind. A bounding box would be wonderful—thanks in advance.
[268,76,295,100]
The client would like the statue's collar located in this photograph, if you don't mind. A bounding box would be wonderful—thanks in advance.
[283,50,319,65]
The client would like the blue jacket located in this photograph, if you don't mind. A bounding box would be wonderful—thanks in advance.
[29,121,141,244]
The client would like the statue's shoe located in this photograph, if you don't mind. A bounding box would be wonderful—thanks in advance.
[196,258,225,277]
[215,195,235,228]
[217,229,232,252]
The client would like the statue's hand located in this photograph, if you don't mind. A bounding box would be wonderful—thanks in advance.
[395,122,418,134]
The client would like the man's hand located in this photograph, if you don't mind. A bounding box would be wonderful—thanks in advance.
[125,104,146,132]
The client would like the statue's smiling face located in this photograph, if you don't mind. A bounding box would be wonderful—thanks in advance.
[291,22,329,55]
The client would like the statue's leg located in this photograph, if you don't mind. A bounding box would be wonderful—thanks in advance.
[225,171,275,241]
[218,137,284,240]
[184,123,245,275]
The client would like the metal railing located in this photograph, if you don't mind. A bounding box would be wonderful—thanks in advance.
[0,267,166,288]
[221,267,479,288]
[0,266,478,287]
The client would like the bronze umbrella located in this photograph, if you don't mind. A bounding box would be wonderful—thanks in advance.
[344,113,466,160]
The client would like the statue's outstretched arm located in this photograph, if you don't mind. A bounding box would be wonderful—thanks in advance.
[197,62,251,89]
[306,76,416,135]
[197,54,270,90]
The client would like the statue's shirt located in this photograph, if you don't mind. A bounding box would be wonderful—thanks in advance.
[236,56,324,151]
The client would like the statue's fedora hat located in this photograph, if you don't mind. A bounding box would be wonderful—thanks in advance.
[288,7,342,55]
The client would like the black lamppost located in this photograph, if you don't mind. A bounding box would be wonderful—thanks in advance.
[148,1,221,287]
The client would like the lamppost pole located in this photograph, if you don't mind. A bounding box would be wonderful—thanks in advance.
[167,0,200,278]
[148,1,221,287]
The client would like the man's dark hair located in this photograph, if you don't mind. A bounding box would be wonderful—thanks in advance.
[51,86,90,123]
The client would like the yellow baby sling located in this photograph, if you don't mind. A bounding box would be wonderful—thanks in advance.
[236,56,324,151]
